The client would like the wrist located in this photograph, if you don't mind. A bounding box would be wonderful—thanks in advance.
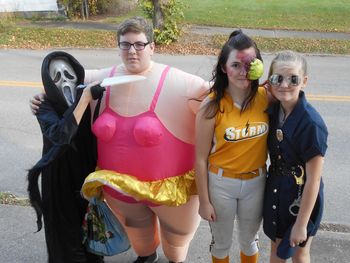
[81,89,92,102]
[199,197,211,204]
[294,219,308,229]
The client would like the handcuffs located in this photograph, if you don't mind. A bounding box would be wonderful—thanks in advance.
[289,165,305,216]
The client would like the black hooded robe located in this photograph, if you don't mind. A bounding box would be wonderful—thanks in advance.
[27,51,102,263]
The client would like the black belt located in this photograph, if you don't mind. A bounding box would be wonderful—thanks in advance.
[269,160,304,177]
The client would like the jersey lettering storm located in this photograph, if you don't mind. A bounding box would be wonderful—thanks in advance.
[223,122,268,142]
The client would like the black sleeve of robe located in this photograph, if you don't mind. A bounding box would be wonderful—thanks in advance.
[27,96,97,231]
[29,100,99,262]
[37,100,79,147]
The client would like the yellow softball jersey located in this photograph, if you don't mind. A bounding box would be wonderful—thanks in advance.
[208,86,269,173]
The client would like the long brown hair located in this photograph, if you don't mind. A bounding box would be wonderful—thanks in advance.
[204,30,263,119]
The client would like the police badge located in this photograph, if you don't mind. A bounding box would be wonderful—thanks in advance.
[276,129,283,142]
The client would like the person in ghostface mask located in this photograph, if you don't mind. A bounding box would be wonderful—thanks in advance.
[27,51,105,263]
[49,58,78,106]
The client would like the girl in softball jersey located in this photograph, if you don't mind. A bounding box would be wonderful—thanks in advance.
[195,30,268,263]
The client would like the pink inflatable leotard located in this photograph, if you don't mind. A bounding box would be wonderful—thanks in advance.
[84,66,197,206]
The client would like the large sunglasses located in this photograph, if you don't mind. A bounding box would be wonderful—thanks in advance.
[269,74,301,87]
[118,41,150,51]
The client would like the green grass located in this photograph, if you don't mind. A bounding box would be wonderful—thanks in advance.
[0,26,116,49]
[183,0,350,33]
[103,0,350,33]
[212,34,350,55]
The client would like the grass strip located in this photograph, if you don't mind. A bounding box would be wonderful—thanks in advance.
[213,35,350,55]
[0,27,349,55]
[0,26,116,49]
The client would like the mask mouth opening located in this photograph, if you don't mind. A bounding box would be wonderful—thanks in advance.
[62,85,75,105]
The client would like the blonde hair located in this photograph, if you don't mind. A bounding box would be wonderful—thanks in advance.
[268,50,307,78]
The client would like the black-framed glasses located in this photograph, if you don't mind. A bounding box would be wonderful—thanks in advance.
[118,41,150,51]
[269,74,301,87]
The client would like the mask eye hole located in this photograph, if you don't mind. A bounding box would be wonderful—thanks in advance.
[53,72,61,83]
[64,70,75,80]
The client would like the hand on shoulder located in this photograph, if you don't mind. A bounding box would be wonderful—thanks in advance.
[30,93,46,115]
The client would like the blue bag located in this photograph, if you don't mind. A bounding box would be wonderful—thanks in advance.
[82,198,130,256]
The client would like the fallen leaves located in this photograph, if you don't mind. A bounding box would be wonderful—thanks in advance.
[0,192,30,206]
[0,26,349,55]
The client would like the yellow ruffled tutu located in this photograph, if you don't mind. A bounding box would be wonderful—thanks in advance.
[82,169,197,206]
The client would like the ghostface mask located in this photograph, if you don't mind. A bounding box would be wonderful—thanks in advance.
[49,58,78,106]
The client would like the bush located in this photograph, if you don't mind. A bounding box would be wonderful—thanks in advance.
[0,16,15,33]
[139,0,185,45]
[97,0,138,15]
[60,0,136,18]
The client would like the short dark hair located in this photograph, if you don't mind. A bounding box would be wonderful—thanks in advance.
[117,16,154,43]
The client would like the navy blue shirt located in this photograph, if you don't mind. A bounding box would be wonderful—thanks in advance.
[263,91,328,257]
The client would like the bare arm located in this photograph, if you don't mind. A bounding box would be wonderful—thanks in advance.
[84,68,111,122]
[72,81,100,124]
[289,155,324,246]
[195,98,216,221]
[187,80,210,114]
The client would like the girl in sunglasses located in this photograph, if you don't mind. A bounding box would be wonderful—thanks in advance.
[263,50,328,262]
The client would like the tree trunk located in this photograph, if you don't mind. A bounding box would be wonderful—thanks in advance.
[152,0,164,29]
[85,0,89,19]
[81,0,88,20]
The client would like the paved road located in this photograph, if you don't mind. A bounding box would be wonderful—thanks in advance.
[1,204,350,263]
[0,49,350,262]
[1,49,350,225]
